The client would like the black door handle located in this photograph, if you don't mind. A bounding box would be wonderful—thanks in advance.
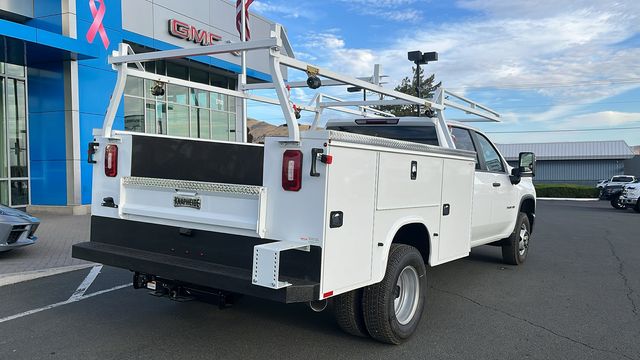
[310,148,323,177]
[493,182,501,187]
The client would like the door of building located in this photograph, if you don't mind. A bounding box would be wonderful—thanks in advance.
[0,37,29,207]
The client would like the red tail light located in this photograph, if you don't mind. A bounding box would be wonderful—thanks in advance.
[282,150,303,191]
[104,144,118,177]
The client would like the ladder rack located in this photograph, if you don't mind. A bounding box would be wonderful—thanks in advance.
[102,24,500,148]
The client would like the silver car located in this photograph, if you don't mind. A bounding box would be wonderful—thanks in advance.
[0,205,40,252]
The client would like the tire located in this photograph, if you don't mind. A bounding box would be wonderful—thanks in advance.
[610,195,625,210]
[333,289,368,337]
[363,244,426,344]
[634,200,640,213]
[501,212,531,265]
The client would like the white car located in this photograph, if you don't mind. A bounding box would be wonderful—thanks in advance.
[596,179,609,189]
[620,180,640,213]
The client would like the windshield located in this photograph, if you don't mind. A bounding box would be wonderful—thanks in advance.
[611,176,634,182]
[326,125,439,146]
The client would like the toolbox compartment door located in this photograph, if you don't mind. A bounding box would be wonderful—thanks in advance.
[321,146,377,295]
[436,158,475,263]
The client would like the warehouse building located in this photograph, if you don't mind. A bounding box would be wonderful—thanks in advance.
[0,0,285,211]
[498,140,636,186]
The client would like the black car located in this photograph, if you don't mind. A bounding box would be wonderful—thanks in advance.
[601,184,625,200]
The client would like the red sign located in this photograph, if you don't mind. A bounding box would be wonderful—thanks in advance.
[168,19,222,46]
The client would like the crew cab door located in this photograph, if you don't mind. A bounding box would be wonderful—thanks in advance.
[450,127,517,243]
[473,132,518,239]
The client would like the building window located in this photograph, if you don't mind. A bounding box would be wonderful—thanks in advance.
[124,77,237,141]
[122,42,238,141]
[0,36,29,207]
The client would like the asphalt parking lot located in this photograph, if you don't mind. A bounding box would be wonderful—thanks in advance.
[0,200,638,360]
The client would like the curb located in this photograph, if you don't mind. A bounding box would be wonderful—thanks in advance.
[538,198,600,201]
[0,264,96,287]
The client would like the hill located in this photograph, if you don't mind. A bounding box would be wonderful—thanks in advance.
[247,119,312,143]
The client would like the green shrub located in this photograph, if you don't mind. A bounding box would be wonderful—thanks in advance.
[534,184,600,198]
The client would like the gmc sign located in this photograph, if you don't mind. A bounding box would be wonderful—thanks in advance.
[168,19,222,46]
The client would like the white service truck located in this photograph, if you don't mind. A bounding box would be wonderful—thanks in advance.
[73,31,537,344]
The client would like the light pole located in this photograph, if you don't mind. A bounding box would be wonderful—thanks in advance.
[407,51,438,116]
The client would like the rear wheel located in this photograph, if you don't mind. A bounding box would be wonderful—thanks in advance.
[610,195,625,209]
[363,244,425,344]
[333,289,368,337]
[502,212,531,265]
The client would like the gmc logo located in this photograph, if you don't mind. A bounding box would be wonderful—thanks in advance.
[168,19,222,46]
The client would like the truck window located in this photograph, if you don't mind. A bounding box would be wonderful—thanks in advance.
[326,125,439,146]
[475,133,506,173]
[451,127,480,169]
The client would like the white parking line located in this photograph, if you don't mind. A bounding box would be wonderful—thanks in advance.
[69,265,103,301]
[0,265,131,324]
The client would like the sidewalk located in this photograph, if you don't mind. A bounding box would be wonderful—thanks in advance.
[0,213,92,278]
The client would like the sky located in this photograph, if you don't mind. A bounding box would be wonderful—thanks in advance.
[246,0,640,146]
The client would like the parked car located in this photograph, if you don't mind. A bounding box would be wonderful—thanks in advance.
[0,205,40,252]
[620,180,640,213]
[600,176,637,207]
[596,179,609,189]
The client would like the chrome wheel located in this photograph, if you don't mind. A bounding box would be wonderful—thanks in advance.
[518,223,529,256]
[394,266,420,325]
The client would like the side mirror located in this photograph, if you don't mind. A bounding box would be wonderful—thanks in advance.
[518,152,536,177]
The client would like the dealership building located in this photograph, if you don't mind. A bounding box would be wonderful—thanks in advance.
[0,0,283,211]
[498,140,637,186]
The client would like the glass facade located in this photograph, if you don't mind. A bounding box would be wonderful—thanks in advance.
[0,37,28,207]
[123,43,237,141]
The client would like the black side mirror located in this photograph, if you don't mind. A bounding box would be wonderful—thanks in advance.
[518,152,536,177]
[510,152,536,184]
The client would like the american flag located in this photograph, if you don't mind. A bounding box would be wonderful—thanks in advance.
[236,0,254,41]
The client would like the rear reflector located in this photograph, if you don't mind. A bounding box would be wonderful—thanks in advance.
[282,150,303,191]
[104,144,118,177]
[323,291,334,299]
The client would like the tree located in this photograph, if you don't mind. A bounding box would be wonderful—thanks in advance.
[378,66,441,117]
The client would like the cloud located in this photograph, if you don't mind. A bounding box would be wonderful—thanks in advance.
[291,1,640,129]
[334,0,425,23]
[252,1,313,19]
[249,0,640,145]
[555,111,640,128]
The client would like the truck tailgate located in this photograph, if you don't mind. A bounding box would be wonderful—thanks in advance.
[119,176,267,237]
[92,133,268,237]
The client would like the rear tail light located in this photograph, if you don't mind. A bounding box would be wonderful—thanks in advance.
[105,144,118,177]
[282,150,303,191]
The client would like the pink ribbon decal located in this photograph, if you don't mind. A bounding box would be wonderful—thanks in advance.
[86,0,110,49]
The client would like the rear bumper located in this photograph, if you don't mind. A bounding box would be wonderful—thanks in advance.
[73,242,317,303]
[72,216,321,303]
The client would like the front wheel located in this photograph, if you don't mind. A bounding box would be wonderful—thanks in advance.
[363,244,426,344]
[610,195,625,210]
[502,212,531,265]
[634,200,640,213]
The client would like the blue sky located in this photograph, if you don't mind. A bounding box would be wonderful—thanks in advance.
[247,0,640,146]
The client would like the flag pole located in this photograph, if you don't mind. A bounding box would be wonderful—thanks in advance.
[240,0,248,143]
